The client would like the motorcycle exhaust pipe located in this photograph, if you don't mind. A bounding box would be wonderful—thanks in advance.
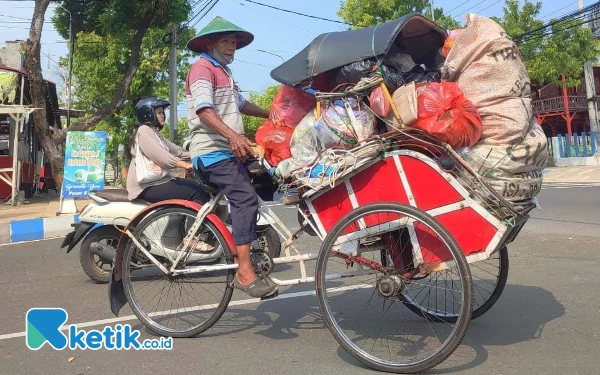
[89,242,116,263]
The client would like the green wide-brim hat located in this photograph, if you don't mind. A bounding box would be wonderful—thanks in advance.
[187,16,254,53]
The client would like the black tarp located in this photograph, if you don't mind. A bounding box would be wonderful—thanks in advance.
[270,13,447,87]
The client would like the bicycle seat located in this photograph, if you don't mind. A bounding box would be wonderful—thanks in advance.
[193,169,220,194]
[93,188,130,202]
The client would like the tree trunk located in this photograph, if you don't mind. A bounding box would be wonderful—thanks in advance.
[22,0,157,181]
[22,0,62,179]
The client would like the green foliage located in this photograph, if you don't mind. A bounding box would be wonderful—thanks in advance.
[337,0,459,30]
[241,85,280,141]
[52,0,192,40]
[52,0,197,154]
[498,0,600,87]
[160,117,191,146]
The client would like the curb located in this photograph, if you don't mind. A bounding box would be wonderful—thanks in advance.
[0,215,80,245]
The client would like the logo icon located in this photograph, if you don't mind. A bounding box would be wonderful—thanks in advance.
[26,308,69,350]
[26,307,172,351]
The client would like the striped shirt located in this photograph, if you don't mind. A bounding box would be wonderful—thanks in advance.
[185,53,246,166]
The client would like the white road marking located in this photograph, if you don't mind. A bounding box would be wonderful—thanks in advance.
[0,236,66,248]
[0,284,371,341]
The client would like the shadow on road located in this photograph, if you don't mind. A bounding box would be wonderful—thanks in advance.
[336,283,565,373]
[133,282,563,373]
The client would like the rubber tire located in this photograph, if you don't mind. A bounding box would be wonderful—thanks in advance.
[404,246,508,323]
[257,226,282,259]
[122,207,234,338]
[79,226,120,284]
[315,202,472,374]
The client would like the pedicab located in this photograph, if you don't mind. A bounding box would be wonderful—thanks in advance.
[107,12,538,374]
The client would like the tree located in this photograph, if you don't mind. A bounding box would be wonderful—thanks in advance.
[241,85,280,141]
[499,0,600,87]
[59,26,195,158]
[160,117,190,146]
[22,0,193,181]
[337,0,461,31]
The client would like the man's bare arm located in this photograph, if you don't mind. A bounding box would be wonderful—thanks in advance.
[240,101,269,119]
[197,107,256,161]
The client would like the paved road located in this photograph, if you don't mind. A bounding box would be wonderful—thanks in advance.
[0,187,599,375]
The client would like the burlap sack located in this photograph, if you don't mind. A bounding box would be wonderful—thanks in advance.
[466,117,549,201]
[441,14,532,146]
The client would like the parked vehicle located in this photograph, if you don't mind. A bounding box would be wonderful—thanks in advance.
[61,187,282,284]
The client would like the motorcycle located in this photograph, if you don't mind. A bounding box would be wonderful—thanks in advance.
[61,147,283,283]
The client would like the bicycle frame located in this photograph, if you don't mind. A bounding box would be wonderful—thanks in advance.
[121,190,378,286]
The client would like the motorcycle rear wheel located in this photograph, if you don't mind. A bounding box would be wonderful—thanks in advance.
[79,226,120,284]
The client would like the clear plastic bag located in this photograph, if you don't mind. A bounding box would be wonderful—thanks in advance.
[316,98,376,148]
[290,112,321,166]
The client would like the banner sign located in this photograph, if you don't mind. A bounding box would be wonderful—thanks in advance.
[61,131,107,198]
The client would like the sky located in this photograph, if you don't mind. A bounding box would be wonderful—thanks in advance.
[0,0,585,119]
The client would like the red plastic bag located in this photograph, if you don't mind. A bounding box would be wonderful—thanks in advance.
[269,86,316,128]
[411,82,482,149]
[442,29,465,58]
[255,121,294,166]
[369,86,390,117]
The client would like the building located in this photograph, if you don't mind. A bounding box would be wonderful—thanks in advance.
[0,40,81,201]
[532,68,600,138]
[0,41,25,71]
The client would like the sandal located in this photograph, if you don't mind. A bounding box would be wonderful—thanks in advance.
[182,238,215,253]
[233,276,278,298]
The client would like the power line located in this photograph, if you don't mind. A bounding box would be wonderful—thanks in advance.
[231,0,311,33]
[473,0,503,15]
[0,13,33,21]
[444,0,476,18]
[540,1,579,21]
[238,0,351,26]
[453,0,494,18]
[517,14,600,47]
[235,59,275,68]
[189,0,219,29]
[513,2,599,42]
[185,0,211,28]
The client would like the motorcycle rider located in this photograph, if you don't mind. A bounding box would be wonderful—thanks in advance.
[126,96,212,251]
[185,17,278,298]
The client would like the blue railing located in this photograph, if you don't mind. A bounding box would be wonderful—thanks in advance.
[557,132,598,158]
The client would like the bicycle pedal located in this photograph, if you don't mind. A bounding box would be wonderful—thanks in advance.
[260,290,279,301]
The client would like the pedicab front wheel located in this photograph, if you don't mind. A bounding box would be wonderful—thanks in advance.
[314,202,472,374]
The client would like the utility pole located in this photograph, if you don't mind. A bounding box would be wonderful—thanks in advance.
[579,0,600,154]
[168,23,178,142]
[431,0,435,21]
[59,5,73,128]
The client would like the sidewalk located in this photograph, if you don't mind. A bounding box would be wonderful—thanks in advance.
[0,191,91,245]
[543,165,600,183]
[0,170,187,245]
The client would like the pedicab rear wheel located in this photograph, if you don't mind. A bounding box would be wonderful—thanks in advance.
[315,202,472,374]
[400,246,508,322]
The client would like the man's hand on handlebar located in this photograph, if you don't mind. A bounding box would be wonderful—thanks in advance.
[228,133,257,162]
[177,160,194,170]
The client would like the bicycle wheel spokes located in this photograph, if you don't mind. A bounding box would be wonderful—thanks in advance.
[316,203,471,373]
[124,208,234,338]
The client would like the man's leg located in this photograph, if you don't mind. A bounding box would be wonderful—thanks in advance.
[197,158,278,297]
